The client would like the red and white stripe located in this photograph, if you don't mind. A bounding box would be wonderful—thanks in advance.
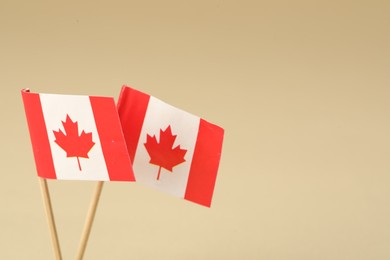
[21,89,134,181]
[117,86,224,207]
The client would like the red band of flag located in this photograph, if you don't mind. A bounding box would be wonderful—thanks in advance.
[21,90,56,179]
[117,86,150,163]
[184,119,224,207]
[90,96,134,181]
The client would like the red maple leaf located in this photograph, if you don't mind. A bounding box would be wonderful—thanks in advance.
[53,114,95,171]
[144,125,187,180]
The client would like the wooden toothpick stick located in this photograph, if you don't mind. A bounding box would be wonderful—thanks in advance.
[39,178,62,260]
[76,181,104,260]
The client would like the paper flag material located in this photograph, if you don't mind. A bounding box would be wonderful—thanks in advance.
[21,89,135,181]
[117,86,224,207]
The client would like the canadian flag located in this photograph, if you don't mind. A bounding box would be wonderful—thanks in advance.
[117,86,224,207]
[21,89,134,181]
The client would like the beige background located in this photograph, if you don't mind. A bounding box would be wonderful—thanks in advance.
[1,1,390,259]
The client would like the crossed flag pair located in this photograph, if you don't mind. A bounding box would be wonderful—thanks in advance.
[22,85,224,207]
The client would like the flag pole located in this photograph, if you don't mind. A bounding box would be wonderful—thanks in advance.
[39,178,63,260]
[76,181,104,260]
